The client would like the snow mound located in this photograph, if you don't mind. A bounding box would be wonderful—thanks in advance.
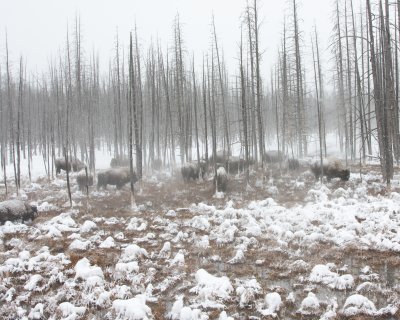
[227,249,244,264]
[158,241,171,259]
[213,191,225,199]
[167,296,184,319]
[235,278,262,308]
[167,297,209,320]
[126,217,147,231]
[178,306,207,320]
[37,201,58,212]
[190,269,233,304]
[309,264,354,290]
[259,292,282,317]
[196,235,209,251]
[75,257,104,280]
[306,186,331,202]
[80,220,97,233]
[114,261,140,280]
[28,303,44,319]
[342,294,376,316]
[298,292,320,315]
[190,216,210,231]
[120,244,148,262]
[99,236,117,248]
[69,239,91,250]
[166,209,177,217]
[59,302,86,318]
[218,311,234,320]
[112,294,152,320]
[24,274,43,291]
[169,250,185,266]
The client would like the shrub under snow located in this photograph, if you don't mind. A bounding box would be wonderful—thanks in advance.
[342,294,376,316]
[298,292,320,315]
[74,257,104,281]
[112,294,152,320]
[190,269,233,303]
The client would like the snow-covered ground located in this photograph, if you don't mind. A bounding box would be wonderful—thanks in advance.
[1,152,400,319]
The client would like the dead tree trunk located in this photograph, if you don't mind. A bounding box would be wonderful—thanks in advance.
[240,29,250,184]
[128,33,137,209]
[135,26,143,179]
[212,17,231,158]
[192,56,201,177]
[366,0,393,184]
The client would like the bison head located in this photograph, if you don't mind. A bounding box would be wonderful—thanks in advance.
[341,169,350,181]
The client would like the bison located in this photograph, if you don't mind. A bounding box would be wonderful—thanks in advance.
[263,150,285,163]
[0,200,38,225]
[76,170,94,191]
[226,156,255,174]
[215,166,228,192]
[110,156,130,168]
[310,158,350,181]
[287,158,300,171]
[97,167,138,190]
[55,157,86,174]
[181,161,207,182]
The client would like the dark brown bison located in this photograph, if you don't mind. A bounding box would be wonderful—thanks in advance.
[215,166,228,192]
[181,160,207,182]
[226,157,255,174]
[97,167,138,190]
[76,170,94,191]
[0,200,38,225]
[310,158,350,181]
[55,157,86,174]
[110,156,130,168]
[287,158,300,171]
[263,150,285,163]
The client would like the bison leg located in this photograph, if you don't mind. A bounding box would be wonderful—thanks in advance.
[97,183,106,190]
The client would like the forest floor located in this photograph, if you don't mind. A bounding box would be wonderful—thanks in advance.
[1,163,400,319]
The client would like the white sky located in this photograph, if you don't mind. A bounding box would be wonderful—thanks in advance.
[0,0,343,79]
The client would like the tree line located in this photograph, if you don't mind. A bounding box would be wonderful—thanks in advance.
[1,0,399,199]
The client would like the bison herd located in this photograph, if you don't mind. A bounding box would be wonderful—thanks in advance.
[54,152,350,195]
[0,152,351,225]
[180,151,351,192]
[54,156,138,192]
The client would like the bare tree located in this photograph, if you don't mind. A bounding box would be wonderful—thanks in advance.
[240,28,250,183]
[192,55,201,177]
[311,28,324,182]
[253,0,265,165]
[128,32,137,209]
[135,25,144,179]
[292,0,307,157]
[202,55,209,167]
[65,28,73,207]
[212,16,231,158]
[366,0,393,184]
